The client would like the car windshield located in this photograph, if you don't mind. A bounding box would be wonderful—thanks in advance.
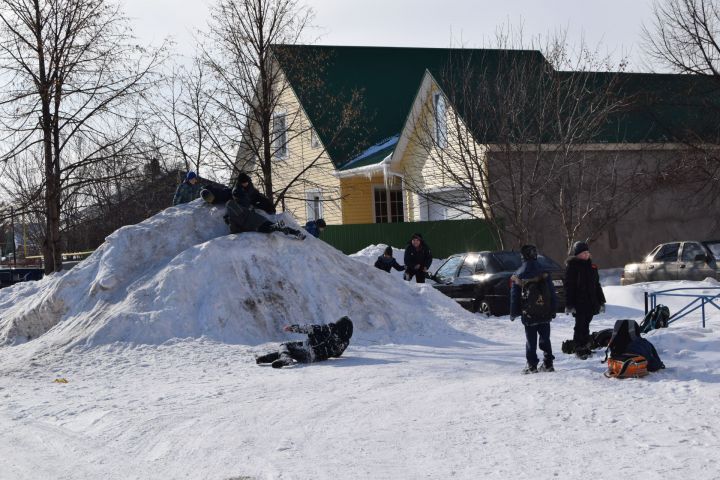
[489,252,560,273]
[704,241,720,260]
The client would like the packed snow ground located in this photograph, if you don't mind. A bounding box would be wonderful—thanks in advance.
[1,203,720,479]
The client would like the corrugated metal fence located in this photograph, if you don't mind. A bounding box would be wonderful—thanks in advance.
[321,219,499,258]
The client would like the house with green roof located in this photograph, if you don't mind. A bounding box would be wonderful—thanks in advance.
[244,44,719,265]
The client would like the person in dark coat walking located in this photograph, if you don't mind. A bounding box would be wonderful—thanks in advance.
[224,186,304,239]
[374,246,405,273]
[510,244,558,373]
[403,233,432,283]
[255,316,354,368]
[304,218,326,238]
[564,241,606,359]
[172,171,201,205]
[233,172,276,214]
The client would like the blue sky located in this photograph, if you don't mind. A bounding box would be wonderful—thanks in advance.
[121,0,657,71]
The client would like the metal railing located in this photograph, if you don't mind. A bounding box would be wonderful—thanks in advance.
[645,287,720,328]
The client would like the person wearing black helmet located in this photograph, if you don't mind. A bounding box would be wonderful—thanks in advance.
[564,241,606,360]
[510,244,558,374]
[403,233,432,283]
[255,316,354,368]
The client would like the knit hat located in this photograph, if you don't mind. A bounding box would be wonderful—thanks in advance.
[236,172,251,184]
[520,244,538,261]
[572,241,589,256]
[411,232,423,241]
[186,171,197,181]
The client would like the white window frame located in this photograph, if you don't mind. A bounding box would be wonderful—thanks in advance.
[372,185,404,223]
[272,111,288,159]
[306,190,323,222]
[433,92,448,149]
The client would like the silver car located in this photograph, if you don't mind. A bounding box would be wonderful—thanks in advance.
[621,240,720,285]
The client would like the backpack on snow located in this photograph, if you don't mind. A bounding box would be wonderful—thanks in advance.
[639,304,670,334]
[605,354,649,379]
[602,319,664,378]
[520,273,554,324]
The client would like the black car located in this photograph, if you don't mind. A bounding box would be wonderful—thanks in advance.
[429,251,566,316]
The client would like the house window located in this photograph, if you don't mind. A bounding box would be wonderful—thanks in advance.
[420,188,472,221]
[272,112,287,158]
[306,190,323,221]
[434,92,447,149]
[310,129,321,149]
[374,187,404,223]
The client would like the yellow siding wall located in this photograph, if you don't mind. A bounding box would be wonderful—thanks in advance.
[397,83,488,221]
[340,174,404,224]
[265,71,343,225]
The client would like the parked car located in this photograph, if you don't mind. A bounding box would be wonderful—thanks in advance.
[0,267,44,289]
[621,240,720,285]
[428,251,566,316]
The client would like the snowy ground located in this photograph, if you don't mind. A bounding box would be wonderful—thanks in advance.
[1,203,720,479]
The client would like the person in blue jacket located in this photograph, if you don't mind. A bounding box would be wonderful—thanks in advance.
[510,244,558,374]
[172,171,201,205]
[304,218,326,238]
[374,246,405,273]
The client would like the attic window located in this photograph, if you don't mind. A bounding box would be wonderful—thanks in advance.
[310,129,321,149]
[434,92,448,149]
[272,112,288,159]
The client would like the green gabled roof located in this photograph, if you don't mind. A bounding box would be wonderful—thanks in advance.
[273,45,720,169]
[273,45,547,167]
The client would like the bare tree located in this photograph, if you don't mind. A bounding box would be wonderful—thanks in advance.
[643,0,720,197]
[0,0,165,272]
[405,32,638,251]
[200,0,364,208]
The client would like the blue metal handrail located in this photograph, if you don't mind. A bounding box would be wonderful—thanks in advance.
[645,287,720,328]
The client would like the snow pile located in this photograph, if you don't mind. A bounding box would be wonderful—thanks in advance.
[350,243,445,277]
[0,201,472,350]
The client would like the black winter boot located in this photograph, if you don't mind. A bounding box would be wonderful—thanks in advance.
[522,364,538,374]
[271,354,294,369]
[255,352,280,364]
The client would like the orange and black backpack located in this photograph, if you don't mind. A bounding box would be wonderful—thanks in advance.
[602,319,648,379]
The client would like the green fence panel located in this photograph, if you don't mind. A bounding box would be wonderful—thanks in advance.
[321,220,499,258]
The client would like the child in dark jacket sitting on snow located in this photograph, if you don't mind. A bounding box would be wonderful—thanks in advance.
[255,316,353,368]
[374,246,405,273]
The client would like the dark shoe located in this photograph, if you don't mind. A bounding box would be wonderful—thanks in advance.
[538,363,555,372]
[522,364,538,374]
[576,350,592,360]
[256,352,280,364]
[271,359,287,368]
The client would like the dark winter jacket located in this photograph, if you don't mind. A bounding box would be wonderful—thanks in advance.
[233,179,275,214]
[202,184,233,204]
[224,198,271,234]
[374,255,404,273]
[510,259,558,325]
[286,317,353,361]
[173,180,201,205]
[564,257,606,315]
[404,242,432,273]
[305,220,323,238]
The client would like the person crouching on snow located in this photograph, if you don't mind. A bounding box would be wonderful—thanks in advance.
[374,246,405,273]
[256,317,354,368]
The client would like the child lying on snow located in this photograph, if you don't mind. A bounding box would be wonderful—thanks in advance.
[255,316,354,369]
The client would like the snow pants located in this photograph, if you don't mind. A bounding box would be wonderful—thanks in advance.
[573,312,593,354]
[404,269,426,283]
[524,322,554,368]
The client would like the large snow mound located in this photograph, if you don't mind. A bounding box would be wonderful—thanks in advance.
[0,201,471,349]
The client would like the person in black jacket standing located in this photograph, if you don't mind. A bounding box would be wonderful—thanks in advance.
[255,317,354,368]
[403,233,432,283]
[564,241,606,359]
